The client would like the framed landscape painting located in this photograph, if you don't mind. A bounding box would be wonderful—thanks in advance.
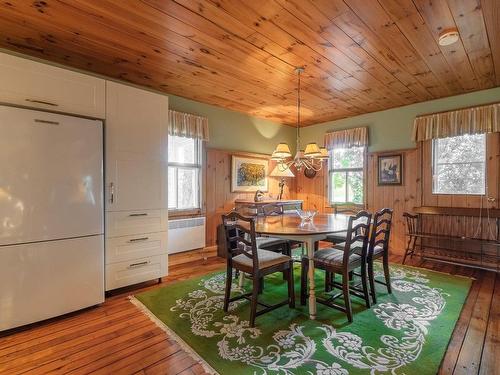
[378,154,403,185]
[231,156,268,192]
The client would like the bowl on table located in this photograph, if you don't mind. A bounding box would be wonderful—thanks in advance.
[296,209,317,222]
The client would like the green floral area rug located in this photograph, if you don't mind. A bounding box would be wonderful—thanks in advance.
[132,264,471,375]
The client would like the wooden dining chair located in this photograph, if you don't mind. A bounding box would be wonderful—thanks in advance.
[324,206,361,244]
[300,211,372,322]
[261,203,304,259]
[367,208,393,304]
[402,212,419,264]
[222,211,295,327]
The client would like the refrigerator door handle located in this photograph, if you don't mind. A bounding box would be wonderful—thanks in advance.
[109,182,115,204]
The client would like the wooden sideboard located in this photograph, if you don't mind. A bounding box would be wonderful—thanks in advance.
[234,199,303,216]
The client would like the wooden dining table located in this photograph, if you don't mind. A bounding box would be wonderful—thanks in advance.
[254,213,351,320]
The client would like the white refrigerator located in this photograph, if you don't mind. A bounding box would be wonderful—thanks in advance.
[0,105,104,331]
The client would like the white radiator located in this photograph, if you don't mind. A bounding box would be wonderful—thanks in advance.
[168,216,206,254]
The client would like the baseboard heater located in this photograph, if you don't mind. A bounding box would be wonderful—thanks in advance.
[168,216,206,254]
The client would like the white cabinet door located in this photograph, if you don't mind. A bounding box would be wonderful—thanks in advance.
[105,81,168,160]
[106,153,167,211]
[0,52,105,118]
[105,81,168,212]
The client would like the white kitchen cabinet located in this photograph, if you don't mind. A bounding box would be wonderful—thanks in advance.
[104,80,168,290]
[106,209,168,238]
[105,81,168,212]
[0,52,105,118]
[105,81,168,159]
[105,254,168,291]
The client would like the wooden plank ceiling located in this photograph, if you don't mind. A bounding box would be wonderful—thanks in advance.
[0,0,499,126]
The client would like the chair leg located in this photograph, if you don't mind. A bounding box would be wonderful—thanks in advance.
[342,270,353,323]
[300,258,308,306]
[250,274,260,327]
[368,258,376,304]
[224,265,233,313]
[259,277,264,294]
[287,264,295,308]
[383,252,392,294]
[402,236,413,264]
[348,271,354,281]
[325,271,332,292]
[360,264,371,308]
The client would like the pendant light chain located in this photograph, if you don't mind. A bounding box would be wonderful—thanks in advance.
[271,66,329,172]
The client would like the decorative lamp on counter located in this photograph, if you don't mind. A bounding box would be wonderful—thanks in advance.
[270,164,295,200]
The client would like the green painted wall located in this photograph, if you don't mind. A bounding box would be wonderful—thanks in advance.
[301,87,500,152]
[168,95,295,154]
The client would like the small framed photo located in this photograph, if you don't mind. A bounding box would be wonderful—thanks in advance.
[231,156,269,192]
[378,154,403,185]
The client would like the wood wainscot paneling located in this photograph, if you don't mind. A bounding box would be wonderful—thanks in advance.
[204,148,296,247]
[296,148,420,255]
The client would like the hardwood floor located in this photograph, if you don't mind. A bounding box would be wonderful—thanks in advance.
[0,248,497,375]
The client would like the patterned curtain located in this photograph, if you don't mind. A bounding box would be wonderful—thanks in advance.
[324,126,368,150]
[168,110,209,141]
[412,102,500,142]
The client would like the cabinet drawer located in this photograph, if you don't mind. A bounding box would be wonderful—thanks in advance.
[0,52,105,118]
[106,210,167,237]
[105,254,168,291]
[106,231,167,264]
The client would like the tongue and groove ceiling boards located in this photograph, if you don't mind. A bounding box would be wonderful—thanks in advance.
[0,0,499,126]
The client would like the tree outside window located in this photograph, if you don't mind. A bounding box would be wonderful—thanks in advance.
[329,146,365,205]
[168,135,202,210]
[432,134,486,195]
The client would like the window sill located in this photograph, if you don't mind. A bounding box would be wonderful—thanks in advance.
[168,209,203,219]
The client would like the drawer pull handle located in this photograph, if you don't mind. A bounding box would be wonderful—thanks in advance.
[34,119,60,125]
[129,237,149,242]
[128,261,150,268]
[26,99,58,107]
[129,213,148,217]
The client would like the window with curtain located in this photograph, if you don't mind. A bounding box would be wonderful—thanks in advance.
[168,135,202,210]
[329,146,365,205]
[432,133,486,195]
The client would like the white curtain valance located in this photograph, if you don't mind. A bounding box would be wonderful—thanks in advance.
[412,102,500,142]
[324,127,368,150]
[168,110,209,141]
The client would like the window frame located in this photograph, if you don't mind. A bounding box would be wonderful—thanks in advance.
[328,146,367,207]
[431,133,487,196]
[167,135,204,215]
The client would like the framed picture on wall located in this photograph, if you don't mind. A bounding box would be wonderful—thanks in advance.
[378,154,403,185]
[231,156,269,192]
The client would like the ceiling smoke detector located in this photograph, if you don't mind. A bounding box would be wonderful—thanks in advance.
[438,28,459,46]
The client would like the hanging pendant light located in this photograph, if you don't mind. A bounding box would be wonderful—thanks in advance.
[271,67,329,172]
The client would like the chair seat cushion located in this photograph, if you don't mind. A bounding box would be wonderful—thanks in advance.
[256,236,287,249]
[372,244,385,256]
[335,241,384,257]
[233,249,291,270]
[312,247,360,267]
[325,231,348,243]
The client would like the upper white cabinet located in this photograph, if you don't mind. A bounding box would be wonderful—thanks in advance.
[105,81,168,160]
[0,52,105,118]
[105,81,168,212]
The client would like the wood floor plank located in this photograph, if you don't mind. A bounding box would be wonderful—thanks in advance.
[0,252,496,375]
[0,308,143,361]
[438,269,482,375]
[478,274,500,375]
[5,315,153,374]
[88,340,181,375]
[453,271,496,375]
[0,299,132,349]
